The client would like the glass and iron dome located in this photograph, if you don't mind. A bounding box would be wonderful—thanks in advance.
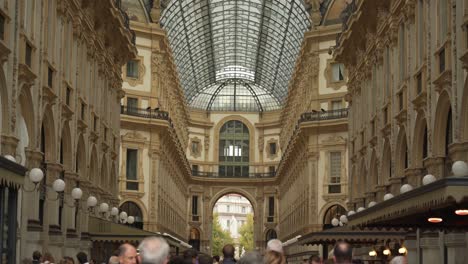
[160,0,310,112]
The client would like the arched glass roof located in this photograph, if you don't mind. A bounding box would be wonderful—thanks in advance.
[160,0,310,112]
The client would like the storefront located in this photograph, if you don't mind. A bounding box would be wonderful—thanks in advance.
[0,156,27,264]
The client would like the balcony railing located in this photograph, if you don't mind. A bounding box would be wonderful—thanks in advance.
[121,105,169,120]
[299,108,348,122]
[192,170,275,179]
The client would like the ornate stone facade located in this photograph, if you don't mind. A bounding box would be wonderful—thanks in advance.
[335,0,468,262]
[0,0,136,261]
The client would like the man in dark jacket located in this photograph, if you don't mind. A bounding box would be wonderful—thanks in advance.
[221,244,236,264]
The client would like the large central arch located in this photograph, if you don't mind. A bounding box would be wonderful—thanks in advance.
[206,187,260,254]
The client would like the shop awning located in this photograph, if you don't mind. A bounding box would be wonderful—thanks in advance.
[0,156,27,188]
[89,216,190,248]
[347,177,468,230]
[299,226,406,245]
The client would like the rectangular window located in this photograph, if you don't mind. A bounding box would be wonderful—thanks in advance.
[268,166,275,175]
[331,63,345,82]
[48,67,54,88]
[127,97,138,110]
[439,48,446,73]
[192,165,199,176]
[383,107,388,125]
[332,100,342,110]
[191,142,199,154]
[227,205,230,212]
[269,142,277,155]
[126,149,138,190]
[66,87,71,106]
[93,116,98,131]
[268,196,274,222]
[398,92,404,111]
[416,72,422,94]
[329,152,341,193]
[25,42,32,68]
[227,219,230,228]
[0,13,4,40]
[126,60,139,78]
[0,186,19,263]
[192,195,198,216]
[242,207,246,213]
[385,47,390,97]
[81,102,85,120]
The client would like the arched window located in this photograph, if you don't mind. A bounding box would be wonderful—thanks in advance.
[218,120,249,177]
[323,204,346,230]
[265,229,277,242]
[119,202,143,229]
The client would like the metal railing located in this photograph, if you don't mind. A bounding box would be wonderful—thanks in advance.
[192,170,275,178]
[121,105,169,120]
[299,108,348,122]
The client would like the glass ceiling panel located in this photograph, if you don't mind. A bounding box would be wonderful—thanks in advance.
[160,0,310,111]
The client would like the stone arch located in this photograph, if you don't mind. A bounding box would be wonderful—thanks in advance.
[433,91,453,157]
[0,68,9,135]
[119,198,149,228]
[461,77,468,141]
[100,155,108,188]
[41,106,56,162]
[213,115,256,164]
[210,188,257,215]
[89,145,98,183]
[208,188,258,249]
[60,122,73,171]
[381,139,391,184]
[368,150,378,191]
[264,228,277,242]
[395,127,408,177]
[76,134,87,178]
[321,203,347,229]
[119,200,145,229]
[413,114,428,168]
[17,86,35,148]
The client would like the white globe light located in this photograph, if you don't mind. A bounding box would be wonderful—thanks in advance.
[400,184,413,194]
[369,250,377,257]
[347,210,356,216]
[422,174,437,185]
[452,161,468,177]
[368,201,377,207]
[52,179,66,192]
[4,155,16,162]
[339,215,348,224]
[383,193,394,201]
[357,207,365,212]
[71,187,83,200]
[99,203,109,213]
[87,196,98,207]
[120,211,128,220]
[111,207,119,216]
[398,247,407,254]
[331,217,339,226]
[29,168,44,183]
[127,216,135,224]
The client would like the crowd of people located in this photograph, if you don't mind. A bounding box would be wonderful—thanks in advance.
[25,237,407,264]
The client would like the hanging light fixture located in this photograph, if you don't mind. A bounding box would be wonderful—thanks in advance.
[398,246,407,254]
[368,250,377,257]
[383,248,391,256]
[455,209,468,216]
[427,217,443,223]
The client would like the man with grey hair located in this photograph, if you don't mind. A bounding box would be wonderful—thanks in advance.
[389,256,407,264]
[237,251,262,264]
[137,236,170,264]
[266,239,283,254]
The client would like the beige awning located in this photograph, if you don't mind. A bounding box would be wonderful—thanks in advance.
[347,177,468,229]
